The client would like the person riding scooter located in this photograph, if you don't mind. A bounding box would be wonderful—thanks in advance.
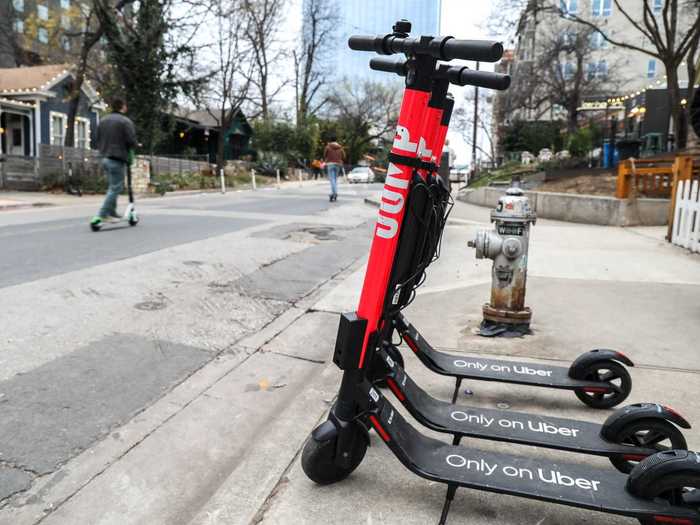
[91,97,137,227]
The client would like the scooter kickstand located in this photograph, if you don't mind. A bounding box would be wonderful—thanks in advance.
[438,484,459,525]
[450,377,462,404]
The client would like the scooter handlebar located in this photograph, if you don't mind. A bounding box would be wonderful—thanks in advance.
[348,35,505,63]
[448,67,511,90]
[441,38,504,63]
[369,57,408,76]
[348,35,386,54]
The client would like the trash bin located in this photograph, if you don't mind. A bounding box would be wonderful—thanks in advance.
[616,138,642,160]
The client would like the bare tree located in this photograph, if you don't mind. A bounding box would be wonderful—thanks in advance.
[293,0,338,124]
[241,0,287,120]
[454,91,497,165]
[326,80,401,162]
[543,0,700,149]
[202,0,253,171]
[63,1,138,148]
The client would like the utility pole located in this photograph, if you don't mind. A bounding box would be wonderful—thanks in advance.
[471,61,480,179]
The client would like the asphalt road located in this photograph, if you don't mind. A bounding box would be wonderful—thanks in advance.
[0,186,373,289]
[0,182,380,515]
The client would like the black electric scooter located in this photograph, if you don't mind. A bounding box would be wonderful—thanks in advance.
[302,22,700,525]
[90,163,139,231]
[391,313,634,409]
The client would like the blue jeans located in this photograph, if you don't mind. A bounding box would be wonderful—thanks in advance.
[326,163,340,196]
[99,158,125,218]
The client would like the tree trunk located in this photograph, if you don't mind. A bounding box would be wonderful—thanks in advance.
[216,108,227,172]
[666,64,683,151]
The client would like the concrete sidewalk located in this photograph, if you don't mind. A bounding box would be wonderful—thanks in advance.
[247,201,700,524]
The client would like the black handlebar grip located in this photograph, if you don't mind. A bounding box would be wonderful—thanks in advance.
[369,57,408,76]
[441,38,504,62]
[448,67,511,90]
[348,35,386,54]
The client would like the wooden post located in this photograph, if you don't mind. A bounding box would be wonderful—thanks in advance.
[220,167,226,194]
[615,159,631,199]
[251,168,257,190]
[276,168,281,189]
[298,169,302,187]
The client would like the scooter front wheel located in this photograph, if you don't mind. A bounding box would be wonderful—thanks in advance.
[608,419,687,473]
[574,360,631,409]
[301,427,368,485]
[128,216,139,226]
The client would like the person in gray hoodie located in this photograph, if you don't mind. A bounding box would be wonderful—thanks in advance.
[323,137,345,202]
[91,97,137,226]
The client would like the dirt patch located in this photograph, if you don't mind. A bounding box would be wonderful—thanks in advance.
[538,174,617,196]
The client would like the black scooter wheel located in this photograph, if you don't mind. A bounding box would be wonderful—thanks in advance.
[608,419,687,473]
[128,218,139,226]
[301,429,367,485]
[574,360,631,409]
[629,450,700,524]
[90,222,102,232]
[371,345,404,389]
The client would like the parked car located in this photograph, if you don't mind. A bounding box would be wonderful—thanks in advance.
[347,166,376,183]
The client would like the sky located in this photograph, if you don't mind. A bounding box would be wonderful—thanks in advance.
[276,0,497,166]
[439,0,495,166]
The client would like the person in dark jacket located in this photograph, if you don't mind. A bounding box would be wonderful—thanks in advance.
[91,97,137,226]
[323,137,345,202]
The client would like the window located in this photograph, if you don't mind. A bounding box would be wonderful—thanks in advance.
[12,0,24,12]
[653,0,663,14]
[603,0,612,16]
[60,0,70,8]
[38,27,48,43]
[14,20,24,33]
[594,31,608,49]
[51,113,67,145]
[587,63,597,80]
[37,4,48,20]
[75,118,90,149]
[560,0,577,14]
[61,36,70,51]
[647,59,657,78]
[597,60,608,79]
[562,62,575,80]
[61,14,70,29]
[562,31,575,46]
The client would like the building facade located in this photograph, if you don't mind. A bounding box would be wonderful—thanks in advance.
[8,0,93,66]
[512,0,693,122]
[306,0,442,83]
[0,64,102,158]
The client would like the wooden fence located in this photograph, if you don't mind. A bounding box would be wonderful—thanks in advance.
[671,179,700,253]
[0,146,209,190]
[615,157,677,199]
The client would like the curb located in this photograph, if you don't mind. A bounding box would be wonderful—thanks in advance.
[0,202,54,211]
[364,197,380,208]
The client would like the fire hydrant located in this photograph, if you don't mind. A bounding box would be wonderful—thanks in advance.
[467,187,536,335]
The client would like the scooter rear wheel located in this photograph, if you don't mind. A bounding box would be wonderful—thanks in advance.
[608,419,687,473]
[574,360,631,409]
[301,426,368,485]
[629,450,700,524]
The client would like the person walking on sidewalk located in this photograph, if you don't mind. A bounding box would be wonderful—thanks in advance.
[323,136,345,202]
[91,97,137,226]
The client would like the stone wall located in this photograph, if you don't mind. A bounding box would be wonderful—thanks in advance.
[131,157,151,194]
[458,186,669,226]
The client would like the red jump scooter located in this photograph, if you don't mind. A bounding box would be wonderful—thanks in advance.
[301,20,700,525]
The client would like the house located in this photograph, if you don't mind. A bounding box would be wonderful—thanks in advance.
[156,108,254,164]
[0,63,104,158]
